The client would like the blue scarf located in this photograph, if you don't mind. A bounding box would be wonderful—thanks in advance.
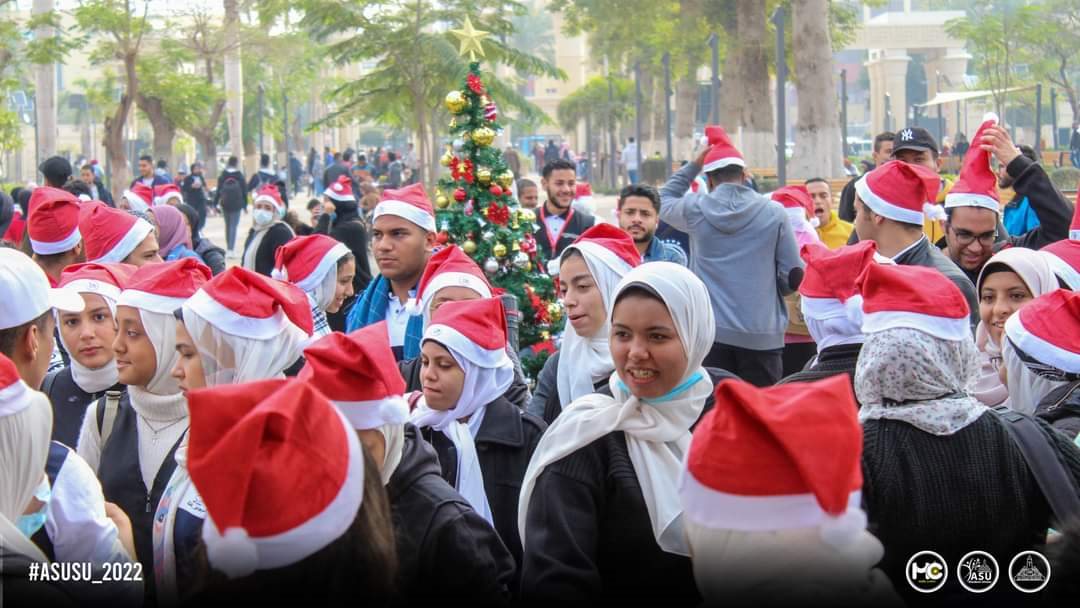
[346,274,423,360]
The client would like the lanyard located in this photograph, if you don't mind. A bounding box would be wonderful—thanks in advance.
[540,204,575,251]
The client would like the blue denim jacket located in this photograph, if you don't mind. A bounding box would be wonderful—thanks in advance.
[643,236,688,266]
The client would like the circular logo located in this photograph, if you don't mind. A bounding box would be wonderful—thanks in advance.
[906,550,948,593]
[957,550,999,593]
[1008,551,1051,593]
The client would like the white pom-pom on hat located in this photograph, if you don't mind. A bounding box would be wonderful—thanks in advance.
[923,202,947,221]
[819,508,868,549]
[206,526,259,579]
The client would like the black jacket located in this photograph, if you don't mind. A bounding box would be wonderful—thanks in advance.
[212,168,247,213]
[193,236,226,276]
[1035,380,1080,441]
[41,367,125,448]
[998,154,1073,250]
[778,343,862,398]
[388,424,515,607]
[242,222,294,277]
[315,200,372,294]
[533,205,596,259]
[247,168,278,193]
[419,396,547,575]
[180,174,209,209]
[893,236,979,331]
[398,356,531,411]
[92,178,115,207]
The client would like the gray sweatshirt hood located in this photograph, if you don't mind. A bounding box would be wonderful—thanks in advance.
[697,183,776,234]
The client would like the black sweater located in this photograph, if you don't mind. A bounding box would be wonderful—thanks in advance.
[778,343,862,397]
[242,222,294,277]
[862,412,1080,602]
[315,202,372,295]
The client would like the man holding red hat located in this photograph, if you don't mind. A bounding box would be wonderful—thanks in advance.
[659,125,803,386]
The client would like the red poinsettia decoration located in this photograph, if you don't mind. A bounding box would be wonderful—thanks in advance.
[526,285,548,323]
[466,73,485,95]
[452,158,474,183]
[486,202,510,226]
[520,233,538,255]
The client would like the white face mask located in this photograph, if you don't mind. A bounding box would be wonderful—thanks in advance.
[253,208,275,227]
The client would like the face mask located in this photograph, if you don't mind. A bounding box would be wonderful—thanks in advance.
[253,209,275,227]
[17,477,51,538]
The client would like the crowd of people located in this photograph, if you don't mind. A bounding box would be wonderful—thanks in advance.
[2,111,1080,607]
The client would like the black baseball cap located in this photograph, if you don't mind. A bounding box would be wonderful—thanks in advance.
[891,127,939,156]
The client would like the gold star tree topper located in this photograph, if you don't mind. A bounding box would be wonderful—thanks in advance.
[451,17,489,61]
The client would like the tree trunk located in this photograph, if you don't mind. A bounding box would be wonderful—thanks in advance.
[32,0,57,159]
[727,0,773,167]
[651,75,666,160]
[789,0,843,179]
[105,53,139,200]
[192,99,226,182]
[674,68,700,163]
[223,0,243,160]
[137,94,176,169]
[638,68,655,148]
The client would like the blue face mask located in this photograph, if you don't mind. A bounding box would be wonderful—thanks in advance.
[17,478,51,538]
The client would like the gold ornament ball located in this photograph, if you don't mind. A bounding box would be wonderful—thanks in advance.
[445,91,467,114]
[541,330,551,340]
[493,243,508,258]
[497,171,514,189]
[512,241,520,251]
[463,240,478,254]
[477,168,492,185]
[518,208,536,223]
[449,117,458,129]
[547,302,563,322]
[435,194,450,209]
[472,127,495,147]
[440,152,453,167]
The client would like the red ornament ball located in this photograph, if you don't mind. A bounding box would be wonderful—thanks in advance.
[489,185,502,197]
[436,231,449,245]
[453,188,467,202]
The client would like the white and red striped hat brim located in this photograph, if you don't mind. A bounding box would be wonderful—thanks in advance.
[854,175,925,225]
[861,309,969,342]
[373,200,436,232]
[423,323,508,368]
[92,219,154,264]
[30,227,82,256]
[1005,312,1080,374]
[184,288,297,341]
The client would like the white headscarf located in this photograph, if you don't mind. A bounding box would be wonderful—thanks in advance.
[180,308,309,388]
[1002,337,1076,416]
[972,249,1060,407]
[377,423,405,486]
[409,330,515,525]
[58,294,121,394]
[135,309,184,397]
[519,262,716,556]
[857,327,986,435]
[556,243,634,407]
[0,389,53,564]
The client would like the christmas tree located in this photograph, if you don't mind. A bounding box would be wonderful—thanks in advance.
[434,18,563,377]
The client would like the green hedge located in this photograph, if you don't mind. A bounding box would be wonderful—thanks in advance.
[1049,167,1080,192]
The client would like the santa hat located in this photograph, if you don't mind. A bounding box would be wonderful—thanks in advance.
[28,191,82,255]
[771,185,819,228]
[271,234,350,293]
[700,125,745,173]
[1040,194,1080,289]
[253,184,284,217]
[945,113,1000,213]
[563,223,642,273]
[80,203,154,264]
[373,183,436,232]
[154,183,183,206]
[187,378,364,579]
[0,353,31,417]
[122,183,154,212]
[58,262,138,305]
[855,262,970,341]
[185,266,314,339]
[680,375,864,545]
[575,182,594,202]
[424,298,509,368]
[299,323,408,430]
[323,175,354,203]
[854,160,944,225]
[117,258,212,314]
[410,245,492,317]
[798,241,877,322]
[1004,289,1080,374]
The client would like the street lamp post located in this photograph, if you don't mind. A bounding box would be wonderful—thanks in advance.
[634,61,642,179]
[884,93,892,132]
[606,64,617,190]
[662,51,672,178]
[772,7,787,185]
[709,33,720,125]
[1034,83,1042,154]
[1050,88,1058,149]
[840,68,848,158]
[257,84,265,158]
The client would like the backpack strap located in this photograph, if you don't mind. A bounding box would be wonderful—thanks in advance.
[991,406,1080,527]
[41,368,60,398]
[95,391,123,447]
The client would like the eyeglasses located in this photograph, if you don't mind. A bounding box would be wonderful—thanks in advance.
[950,226,997,247]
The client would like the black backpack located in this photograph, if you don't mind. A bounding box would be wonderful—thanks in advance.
[219,173,244,211]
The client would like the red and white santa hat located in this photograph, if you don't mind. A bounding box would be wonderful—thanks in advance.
[58,262,138,306]
[117,258,212,314]
[562,223,642,274]
[700,125,745,172]
[271,234,350,293]
[253,184,284,217]
[299,322,409,430]
[323,174,354,203]
[798,240,877,322]
[154,183,184,206]
[424,298,509,368]
[410,245,492,317]
[373,183,436,233]
[122,183,154,212]
[1004,289,1080,374]
[187,378,364,579]
[575,182,594,203]
[0,353,31,417]
[855,159,944,225]
[680,375,865,545]
[79,202,155,264]
[771,185,819,228]
[27,189,82,255]
[1040,194,1080,289]
[945,113,1000,213]
[855,262,970,341]
[185,266,314,339]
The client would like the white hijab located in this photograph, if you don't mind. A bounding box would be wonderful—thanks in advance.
[180,308,309,388]
[59,293,120,394]
[0,389,54,564]
[1003,338,1074,416]
[519,262,716,556]
[409,332,515,525]
[556,243,634,407]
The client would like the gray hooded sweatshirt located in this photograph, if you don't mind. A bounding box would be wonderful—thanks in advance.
[659,162,803,351]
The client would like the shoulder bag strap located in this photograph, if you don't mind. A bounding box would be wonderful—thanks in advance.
[992,406,1080,527]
